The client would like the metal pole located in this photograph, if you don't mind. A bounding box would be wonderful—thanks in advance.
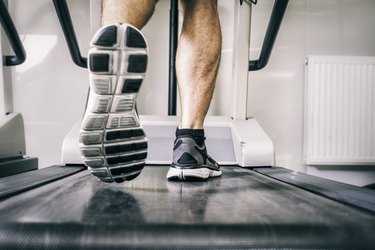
[168,0,178,116]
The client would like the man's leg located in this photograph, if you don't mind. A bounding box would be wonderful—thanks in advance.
[102,0,157,29]
[167,0,222,181]
[80,0,157,183]
[177,0,222,129]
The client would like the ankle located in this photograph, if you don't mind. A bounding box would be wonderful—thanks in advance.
[175,128,205,147]
[179,119,204,129]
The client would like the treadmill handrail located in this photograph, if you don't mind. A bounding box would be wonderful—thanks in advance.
[249,0,288,71]
[52,0,87,68]
[0,0,26,66]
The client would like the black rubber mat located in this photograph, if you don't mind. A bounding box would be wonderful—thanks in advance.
[0,166,374,249]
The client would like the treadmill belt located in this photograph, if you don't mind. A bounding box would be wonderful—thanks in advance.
[0,166,374,249]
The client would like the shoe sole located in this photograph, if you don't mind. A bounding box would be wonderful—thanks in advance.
[80,23,148,183]
[166,167,222,181]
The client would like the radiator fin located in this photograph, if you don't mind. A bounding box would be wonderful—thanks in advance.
[304,56,375,165]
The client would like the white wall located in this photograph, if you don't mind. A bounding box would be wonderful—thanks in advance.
[9,0,89,168]
[6,0,375,186]
[249,0,375,174]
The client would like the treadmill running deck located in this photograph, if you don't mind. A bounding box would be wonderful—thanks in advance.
[0,166,374,249]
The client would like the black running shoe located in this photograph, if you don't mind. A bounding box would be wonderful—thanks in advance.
[167,137,222,181]
[79,23,148,183]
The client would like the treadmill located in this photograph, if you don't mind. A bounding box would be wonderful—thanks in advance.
[1,1,374,249]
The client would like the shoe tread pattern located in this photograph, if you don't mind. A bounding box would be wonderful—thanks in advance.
[80,24,148,183]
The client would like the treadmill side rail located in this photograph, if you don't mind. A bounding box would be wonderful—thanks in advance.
[256,167,375,214]
[231,119,275,167]
[0,113,38,177]
[0,165,85,200]
[0,113,26,159]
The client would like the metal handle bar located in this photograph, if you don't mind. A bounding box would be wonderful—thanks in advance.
[0,0,26,66]
[249,0,288,71]
[52,0,87,68]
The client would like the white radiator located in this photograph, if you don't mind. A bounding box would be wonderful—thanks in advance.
[304,56,375,165]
